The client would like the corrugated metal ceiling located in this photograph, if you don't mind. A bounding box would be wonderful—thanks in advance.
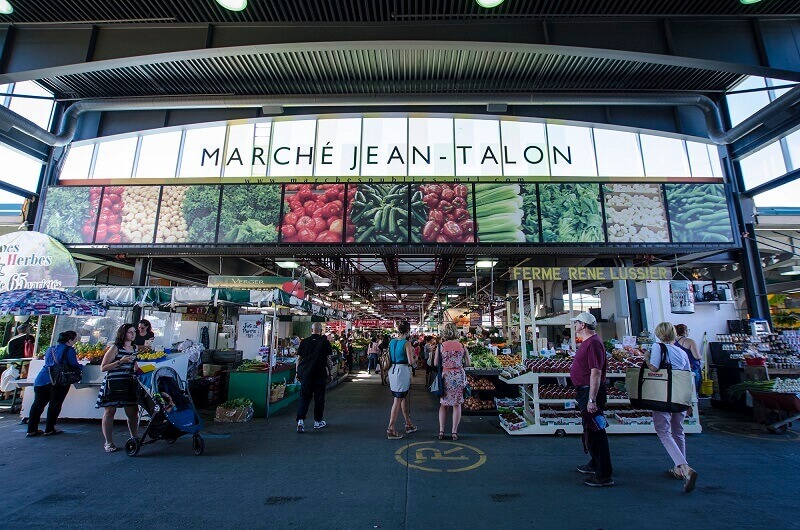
[38,48,745,99]
[1,0,799,24]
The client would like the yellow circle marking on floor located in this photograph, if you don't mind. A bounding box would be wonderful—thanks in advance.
[395,441,487,473]
[704,420,800,441]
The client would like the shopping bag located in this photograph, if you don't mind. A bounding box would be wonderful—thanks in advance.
[626,344,692,413]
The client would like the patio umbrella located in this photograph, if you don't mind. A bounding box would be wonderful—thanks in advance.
[0,289,107,317]
[0,289,107,355]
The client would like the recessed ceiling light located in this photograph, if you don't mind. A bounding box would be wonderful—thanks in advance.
[352,301,362,305]
[0,1,12,15]
[457,278,474,287]
[215,0,247,11]
[476,0,505,7]
[475,260,497,268]
[341,294,351,300]
[740,0,762,4]
[275,260,298,268]
[448,294,460,298]
[316,280,331,287]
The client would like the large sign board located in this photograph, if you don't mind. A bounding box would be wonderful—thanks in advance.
[510,267,671,281]
[40,182,735,248]
[0,231,79,291]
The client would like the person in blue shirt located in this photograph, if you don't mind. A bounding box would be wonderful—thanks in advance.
[26,330,81,437]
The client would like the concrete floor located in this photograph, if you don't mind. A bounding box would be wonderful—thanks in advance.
[1,370,799,530]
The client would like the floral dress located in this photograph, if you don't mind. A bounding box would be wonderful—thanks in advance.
[440,340,466,406]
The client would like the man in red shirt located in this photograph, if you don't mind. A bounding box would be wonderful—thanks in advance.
[569,312,614,487]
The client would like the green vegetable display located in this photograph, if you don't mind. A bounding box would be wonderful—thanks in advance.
[521,184,540,243]
[40,187,99,244]
[540,183,604,243]
[221,398,254,408]
[665,184,733,243]
[475,184,525,242]
[218,185,281,243]
[348,184,409,243]
[155,185,220,243]
[470,353,503,369]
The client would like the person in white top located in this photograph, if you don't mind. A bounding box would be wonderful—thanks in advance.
[647,322,698,493]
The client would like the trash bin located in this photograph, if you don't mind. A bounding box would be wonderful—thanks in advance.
[189,378,211,409]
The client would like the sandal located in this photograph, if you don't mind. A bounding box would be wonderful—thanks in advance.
[44,429,64,436]
[104,443,118,453]
[438,431,444,440]
[405,423,418,434]
[667,467,683,480]
[386,429,404,440]
[26,430,44,438]
[451,432,459,441]
[683,469,698,493]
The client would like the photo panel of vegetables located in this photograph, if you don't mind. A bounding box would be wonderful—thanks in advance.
[475,184,526,243]
[155,185,221,244]
[95,186,160,244]
[218,185,282,243]
[281,184,344,244]
[347,184,409,244]
[665,183,733,243]
[539,183,604,243]
[603,184,669,243]
[411,183,474,243]
[40,186,102,244]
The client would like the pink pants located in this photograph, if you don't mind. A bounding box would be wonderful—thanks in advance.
[652,411,687,467]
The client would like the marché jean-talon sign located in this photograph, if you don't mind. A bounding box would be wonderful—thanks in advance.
[191,117,595,178]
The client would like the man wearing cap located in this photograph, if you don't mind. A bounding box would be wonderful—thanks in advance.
[569,312,614,487]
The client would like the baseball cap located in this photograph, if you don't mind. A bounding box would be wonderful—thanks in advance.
[570,312,597,326]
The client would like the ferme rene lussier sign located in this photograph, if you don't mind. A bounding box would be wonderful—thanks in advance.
[194,117,599,178]
[511,267,671,281]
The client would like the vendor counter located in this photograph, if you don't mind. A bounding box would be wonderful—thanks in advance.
[227,364,297,417]
[21,352,189,421]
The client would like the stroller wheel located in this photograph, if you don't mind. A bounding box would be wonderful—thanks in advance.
[125,437,141,457]
[192,434,204,456]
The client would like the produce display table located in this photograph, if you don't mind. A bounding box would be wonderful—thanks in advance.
[499,371,702,436]
[19,352,189,421]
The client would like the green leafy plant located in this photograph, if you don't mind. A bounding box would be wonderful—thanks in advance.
[221,398,253,408]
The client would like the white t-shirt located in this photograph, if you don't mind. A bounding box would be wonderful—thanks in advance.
[649,342,691,371]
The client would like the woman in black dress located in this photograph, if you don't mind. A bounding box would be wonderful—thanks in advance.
[96,324,139,453]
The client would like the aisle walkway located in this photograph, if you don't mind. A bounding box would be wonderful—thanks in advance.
[1,371,800,529]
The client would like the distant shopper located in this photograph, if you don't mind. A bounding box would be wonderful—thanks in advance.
[423,336,436,386]
[570,312,614,487]
[386,321,418,440]
[343,337,354,373]
[26,331,81,438]
[96,324,139,453]
[674,324,702,394]
[134,319,154,347]
[366,335,380,374]
[649,322,699,493]
[295,322,333,433]
[433,324,471,440]
[7,324,35,358]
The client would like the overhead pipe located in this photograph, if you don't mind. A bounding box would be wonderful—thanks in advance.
[1,86,799,147]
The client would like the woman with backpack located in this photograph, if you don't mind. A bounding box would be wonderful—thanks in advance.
[26,330,81,437]
[674,324,702,395]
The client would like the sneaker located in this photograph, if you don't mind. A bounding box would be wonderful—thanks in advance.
[584,476,614,487]
[314,420,327,429]
[577,464,597,475]
[296,420,305,433]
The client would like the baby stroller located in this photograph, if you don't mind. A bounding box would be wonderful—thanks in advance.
[125,366,205,456]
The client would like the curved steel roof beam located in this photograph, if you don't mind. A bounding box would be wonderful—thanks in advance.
[1,86,798,147]
[1,40,799,85]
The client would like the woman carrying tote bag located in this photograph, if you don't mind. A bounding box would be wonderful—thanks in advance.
[647,322,699,493]
[26,330,81,437]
